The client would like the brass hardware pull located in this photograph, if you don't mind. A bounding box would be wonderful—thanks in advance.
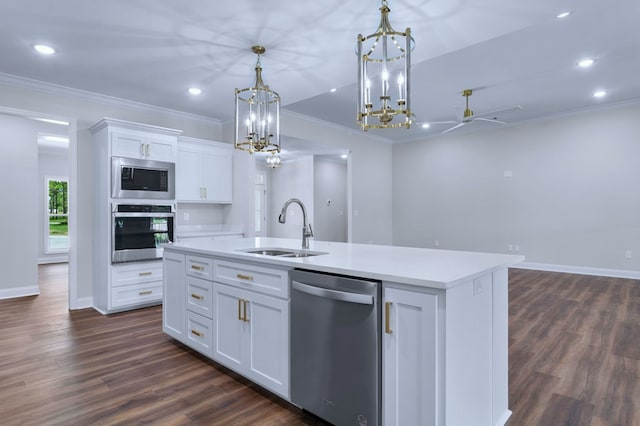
[139,290,153,296]
[191,329,203,337]
[238,298,243,321]
[191,293,204,301]
[385,301,393,334]
[138,271,153,276]
[242,300,250,323]
[191,265,205,271]
[236,273,253,281]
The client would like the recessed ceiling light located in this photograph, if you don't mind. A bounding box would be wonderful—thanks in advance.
[33,44,55,55]
[421,123,430,129]
[188,87,202,95]
[330,88,337,93]
[578,58,595,68]
[593,90,607,98]
[556,11,572,19]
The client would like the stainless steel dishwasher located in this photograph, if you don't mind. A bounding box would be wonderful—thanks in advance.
[290,269,381,426]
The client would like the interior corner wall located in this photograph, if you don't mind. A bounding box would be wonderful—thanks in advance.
[0,81,223,302]
[281,112,393,245]
[0,114,39,296]
[392,103,640,272]
[268,156,315,239]
[314,157,348,242]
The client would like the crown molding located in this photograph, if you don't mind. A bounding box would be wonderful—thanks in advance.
[0,72,222,127]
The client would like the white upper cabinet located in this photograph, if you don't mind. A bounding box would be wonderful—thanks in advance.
[176,137,232,203]
[111,132,177,162]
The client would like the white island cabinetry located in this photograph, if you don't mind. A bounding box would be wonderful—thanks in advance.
[177,137,232,203]
[162,237,521,426]
[163,251,185,342]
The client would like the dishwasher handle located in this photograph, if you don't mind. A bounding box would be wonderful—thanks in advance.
[292,281,374,305]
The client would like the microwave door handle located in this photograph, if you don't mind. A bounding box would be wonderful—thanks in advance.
[113,212,175,218]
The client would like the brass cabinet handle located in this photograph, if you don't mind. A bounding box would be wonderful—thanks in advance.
[191,293,204,301]
[385,301,393,334]
[243,300,250,323]
[236,273,253,281]
[191,265,205,271]
[138,272,153,277]
[238,298,243,321]
[139,290,153,296]
[191,329,203,337]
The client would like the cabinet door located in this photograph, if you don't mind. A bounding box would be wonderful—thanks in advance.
[145,137,176,162]
[212,283,246,371]
[163,251,186,343]
[383,287,439,426]
[202,147,232,203]
[245,291,289,398]
[112,132,145,158]
[176,147,202,201]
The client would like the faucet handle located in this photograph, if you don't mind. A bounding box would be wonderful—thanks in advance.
[307,223,313,237]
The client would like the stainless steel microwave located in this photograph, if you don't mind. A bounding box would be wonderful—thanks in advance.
[111,156,175,200]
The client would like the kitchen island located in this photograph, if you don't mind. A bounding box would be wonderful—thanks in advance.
[162,237,523,426]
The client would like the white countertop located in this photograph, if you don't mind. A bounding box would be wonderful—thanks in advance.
[164,237,524,290]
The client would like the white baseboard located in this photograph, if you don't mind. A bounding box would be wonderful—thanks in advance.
[38,256,69,264]
[515,262,640,280]
[0,285,40,300]
[69,297,93,310]
[496,409,512,426]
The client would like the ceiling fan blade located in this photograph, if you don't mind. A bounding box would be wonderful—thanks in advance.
[424,120,459,125]
[442,122,466,134]
[474,117,506,124]
[473,105,522,118]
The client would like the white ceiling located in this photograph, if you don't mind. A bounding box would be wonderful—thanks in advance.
[2,0,639,143]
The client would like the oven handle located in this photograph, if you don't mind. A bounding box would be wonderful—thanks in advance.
[113,212,175,218]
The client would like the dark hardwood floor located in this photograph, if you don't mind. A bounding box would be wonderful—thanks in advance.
[1,264,639,425]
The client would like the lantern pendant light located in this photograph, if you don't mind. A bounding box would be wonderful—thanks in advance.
[234,45,281,154]
[357,0,415,131]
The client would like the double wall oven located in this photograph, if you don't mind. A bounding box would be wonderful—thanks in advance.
[111,156,176,264]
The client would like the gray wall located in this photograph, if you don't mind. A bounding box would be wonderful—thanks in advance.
[0,115,39,296]
[268,156,315,239]
[392,103,640,272]
[314,157,348,242]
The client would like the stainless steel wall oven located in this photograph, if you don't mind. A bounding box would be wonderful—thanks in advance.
[111,156,175,200]
[112,203,175,263]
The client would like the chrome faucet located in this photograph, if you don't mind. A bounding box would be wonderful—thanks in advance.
[278,198,313,249]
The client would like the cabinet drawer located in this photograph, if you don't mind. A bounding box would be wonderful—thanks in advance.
[214,259,289,299]
[111,281,162,309]
[112,261,163,287]
[186,311,213,357]
[186,276,213,319]
[186,255,213,280]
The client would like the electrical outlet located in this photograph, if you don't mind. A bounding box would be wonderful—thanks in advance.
[473,280,484,295]
[434,240,440,247]
[625,250,632,259]
[503,170,513,178]
[508,244,513,252]
[183,212,190,221]
[515,245,520,252]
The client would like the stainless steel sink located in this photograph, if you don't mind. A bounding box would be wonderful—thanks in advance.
[239,247,327,258]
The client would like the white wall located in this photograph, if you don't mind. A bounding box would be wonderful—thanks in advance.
[0,115,39,296]
[280,112,393,245]
[0,78,223,304]
[314,157,348,242]
[392,103,640,273]
[268,156,315,239]
[38,147,69,263]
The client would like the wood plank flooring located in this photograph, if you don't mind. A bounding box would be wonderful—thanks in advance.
[1,264,639,425]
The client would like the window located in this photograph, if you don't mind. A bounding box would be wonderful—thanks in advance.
[46,177,69,253]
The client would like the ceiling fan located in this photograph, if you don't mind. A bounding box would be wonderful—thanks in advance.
[427,89,522,134]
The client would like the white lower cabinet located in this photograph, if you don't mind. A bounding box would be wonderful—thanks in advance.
[163,251,185,342]
[110,260,163,311]
[186,310,214,356]
[213,282,289,399]
[383,286,439,426]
